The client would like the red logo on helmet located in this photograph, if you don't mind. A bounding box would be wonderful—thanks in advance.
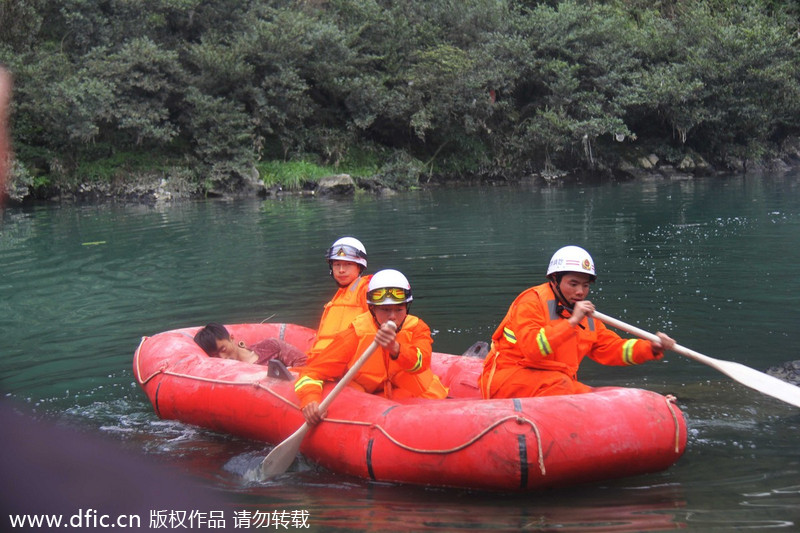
[582,259,591,271]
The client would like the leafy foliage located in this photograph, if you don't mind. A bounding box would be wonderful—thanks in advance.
[1,0,798,189]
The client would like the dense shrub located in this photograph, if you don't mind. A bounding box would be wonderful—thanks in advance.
[1,0,798,188]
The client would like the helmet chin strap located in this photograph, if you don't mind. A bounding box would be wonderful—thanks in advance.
[549,277,587,329]
[329,262,365,285]
[549,277,573,311]
[335,274,360,289]
[329,264,361,287]
[369,305,408,331]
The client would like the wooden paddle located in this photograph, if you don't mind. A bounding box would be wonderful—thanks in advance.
[593,310,800,409]
[253,321,395,480]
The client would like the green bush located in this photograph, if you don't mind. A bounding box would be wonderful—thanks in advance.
[3,0,798,189]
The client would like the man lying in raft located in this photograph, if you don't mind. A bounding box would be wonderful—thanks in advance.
[479,245,676,399]
[296,269,448,425]
[194,323,307,368]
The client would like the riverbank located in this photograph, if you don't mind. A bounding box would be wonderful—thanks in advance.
[5,139,800,206]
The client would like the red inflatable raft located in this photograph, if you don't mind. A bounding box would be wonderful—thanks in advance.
[133,323,687,491]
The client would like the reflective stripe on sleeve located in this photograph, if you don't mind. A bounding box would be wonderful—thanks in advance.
[294,375,324,394]
[536,328,553,356]
[503,327,517,344]
[409,347,423,372]
[622,339,637,365]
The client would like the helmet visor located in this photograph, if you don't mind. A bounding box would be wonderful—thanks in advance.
[327,244,367,262]
[367,287,410,304]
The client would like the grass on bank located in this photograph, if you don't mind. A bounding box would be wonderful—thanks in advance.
[257,160,350,189]
[257,148,382,190]
[74,151,183,183]
[26,144,438,193]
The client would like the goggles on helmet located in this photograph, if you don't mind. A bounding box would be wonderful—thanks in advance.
[367,287,411,304]
[327,244,367,262]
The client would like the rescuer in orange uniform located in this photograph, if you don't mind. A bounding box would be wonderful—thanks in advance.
[296,269,448,425]
[479,246,675,398]
[306,237,372,360]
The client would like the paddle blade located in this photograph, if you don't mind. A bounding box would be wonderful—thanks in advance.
[699,356,800,409]
[255,424,309,480]
[249,337,385,481]
[593,311,800,409]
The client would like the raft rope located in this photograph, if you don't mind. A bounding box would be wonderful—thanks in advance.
[135,338,680,476]
[134,340,548,476]
[324,413,546,476]
[665,394,682,454]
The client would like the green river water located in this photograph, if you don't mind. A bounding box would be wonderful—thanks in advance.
[2,172,799,531]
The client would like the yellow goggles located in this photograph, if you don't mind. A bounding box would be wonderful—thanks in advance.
[367,287,410,303]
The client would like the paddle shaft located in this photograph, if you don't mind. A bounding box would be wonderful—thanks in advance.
[257,321,395,478]
[318,341,381,411]
[593,311,713,365]
[593,311,800,409]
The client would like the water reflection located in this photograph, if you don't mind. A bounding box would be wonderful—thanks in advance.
[229,468,690,532]
[2,173,800,530]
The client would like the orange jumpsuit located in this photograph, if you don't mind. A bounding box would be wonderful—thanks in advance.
[295,312,448,408]
[307,275,372,360]
[479,282,662,398]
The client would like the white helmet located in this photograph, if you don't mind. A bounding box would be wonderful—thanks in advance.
[546,246,596,280]
[367,269,413,305]
[326,237,367,269]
